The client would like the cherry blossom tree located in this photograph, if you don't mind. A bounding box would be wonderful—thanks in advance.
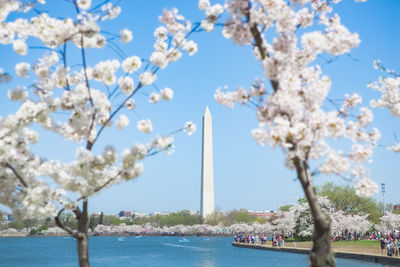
[274,198,372,239]
[91,222,272,236]
[330,211,371,237]
[0,1,197,266]
[291,197,335,239]
[369,63,400,234]
[369,61,400,152]
[270,209,295,235]
[198,0,379,266]
[375,212,400,234]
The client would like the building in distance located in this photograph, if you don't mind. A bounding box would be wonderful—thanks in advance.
[248,210,274,219]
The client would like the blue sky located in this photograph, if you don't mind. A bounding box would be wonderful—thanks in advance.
[1,0,399,214]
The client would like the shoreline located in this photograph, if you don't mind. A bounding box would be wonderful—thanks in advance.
[0,233,28,237]
[0,233,233,238]
[232,242,400,265]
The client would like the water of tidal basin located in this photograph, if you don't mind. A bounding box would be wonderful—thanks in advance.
[0,236,392,266]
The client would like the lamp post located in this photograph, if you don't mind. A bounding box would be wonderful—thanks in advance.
[381,183,386,215]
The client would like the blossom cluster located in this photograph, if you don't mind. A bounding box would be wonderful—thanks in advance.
[375,212,400,233]
[369,62,400,153]
[92,222,273,236]
[201,0,379,196]
[273,197,373,237]
[0,1,197,219]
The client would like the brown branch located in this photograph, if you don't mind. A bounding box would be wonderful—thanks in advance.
[89,23,200,149]
[244,1,279,93]
[4,163,28,188]
[61,42,71,91]
[55,208,78,237]
[244,8,267,60]
[91,82,144,148]
[80,35,94,107]
[0,129,13,141]
[86,110,97,150]
[76,170,123,202]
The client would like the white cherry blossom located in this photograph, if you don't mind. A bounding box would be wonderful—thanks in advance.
[160,87,173,100]
[122,56,142,73]
[15,62,30,78]
[354,178,379,198]
[184,121,197,136]
[13,39,27,55]
[118,76,134,94]
[139,71,156,86]
[149,92,161,103]
[77,0,91,10]
[137,119,153,134]
[150,51,168,69]
[120,28,132,43]
[115,114,129,130]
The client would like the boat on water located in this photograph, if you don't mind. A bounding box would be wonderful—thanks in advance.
[178,237,189,242]
[201,237,209,240]
[117,236,125,241]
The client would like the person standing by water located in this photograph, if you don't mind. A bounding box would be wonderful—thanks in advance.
[397,238,400,256]
[380,238,386,255]
[386,238,391,256]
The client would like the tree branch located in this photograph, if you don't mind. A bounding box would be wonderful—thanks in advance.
[76,170,122,202]
[80,35,94,107]
[89,22,201,149]
[61,42,71,91]
[86,110,97,150]
[244,1,279,93]
[4,163,28,188]
[55,208,78,237]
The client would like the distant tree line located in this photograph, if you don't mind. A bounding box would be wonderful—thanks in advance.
[1,182,397,235]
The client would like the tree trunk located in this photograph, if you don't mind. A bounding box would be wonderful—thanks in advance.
[294,157,335,267]
[77,233,89,267]
[76,200,90,267]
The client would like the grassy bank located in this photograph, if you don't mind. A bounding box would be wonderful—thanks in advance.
[291,240,385,255]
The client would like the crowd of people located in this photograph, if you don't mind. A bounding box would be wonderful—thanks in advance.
[234,230,400,258]
[234,234,287,247]
[376,232,400,257]
[332,230,363,241]
[234,234,262,244]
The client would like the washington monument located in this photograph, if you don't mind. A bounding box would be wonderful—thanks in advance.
[200,106,215,219]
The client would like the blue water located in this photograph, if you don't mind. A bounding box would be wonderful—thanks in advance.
[0,236,393,266]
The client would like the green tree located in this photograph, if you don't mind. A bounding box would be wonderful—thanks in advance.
[102,215,117,226]
[88,214,97,231]
[99,212,104,225]
[279,205,292,212]
[112,217,122,226]
[59,213,78,230]
[7,221,25,230]
[23,218,38,231]
[44,217,52,227]
[161,212,185,226]
[255,217,267,224]
[235,210,255,224]
[205,209,222,226]
[132,216,150,225]
[317,182,381,223]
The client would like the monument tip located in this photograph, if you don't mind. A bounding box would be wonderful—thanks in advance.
[204,106,211,116]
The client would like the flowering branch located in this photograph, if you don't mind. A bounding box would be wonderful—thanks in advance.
[4,163,28,188]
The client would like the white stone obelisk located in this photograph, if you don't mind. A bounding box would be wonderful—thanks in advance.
[200,106,214,219]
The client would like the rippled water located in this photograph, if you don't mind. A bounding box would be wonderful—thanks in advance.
[0,236,392,266]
